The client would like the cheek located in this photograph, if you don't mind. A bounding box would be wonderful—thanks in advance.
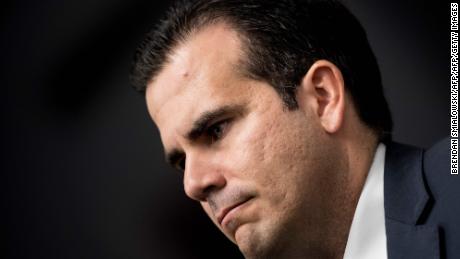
[249,114,324,207]
[226,114,272,178]
[229,112,311,190]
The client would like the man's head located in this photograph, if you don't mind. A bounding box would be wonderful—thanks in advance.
[131,0,392,258]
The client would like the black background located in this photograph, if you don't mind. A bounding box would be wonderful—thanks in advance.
[2,0,450,258]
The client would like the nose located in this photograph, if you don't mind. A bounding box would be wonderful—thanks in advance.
[183,153,226,202]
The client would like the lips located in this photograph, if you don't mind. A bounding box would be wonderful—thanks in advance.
[216,197,252,226]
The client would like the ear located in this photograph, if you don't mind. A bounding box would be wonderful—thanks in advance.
[296,60,345,134]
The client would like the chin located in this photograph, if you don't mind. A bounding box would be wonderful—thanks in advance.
[234,221,282,259]
[234,223,263,258]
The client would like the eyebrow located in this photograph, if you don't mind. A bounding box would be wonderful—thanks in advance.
[164,104,246,167]
[185,104,246,140]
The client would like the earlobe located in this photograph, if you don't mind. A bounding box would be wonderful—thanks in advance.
[296,60,345,134]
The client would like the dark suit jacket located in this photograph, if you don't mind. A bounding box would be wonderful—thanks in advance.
[385,138,460,259]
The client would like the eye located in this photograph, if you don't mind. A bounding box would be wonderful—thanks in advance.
[175,155,186,172]
[206,120,230,143]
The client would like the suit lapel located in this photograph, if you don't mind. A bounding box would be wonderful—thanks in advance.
[384,142,440,259]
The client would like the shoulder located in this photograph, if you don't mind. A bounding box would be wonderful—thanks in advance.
[422,137,460,256]
[424,137,450,170]
[384,138,460,257]
[422,137,459,199]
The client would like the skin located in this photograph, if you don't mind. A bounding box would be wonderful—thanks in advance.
[145,23,378,258]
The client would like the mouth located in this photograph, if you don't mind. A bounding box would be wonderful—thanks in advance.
[216,197,253,226]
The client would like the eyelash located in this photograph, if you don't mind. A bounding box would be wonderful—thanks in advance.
[206,119,230,143]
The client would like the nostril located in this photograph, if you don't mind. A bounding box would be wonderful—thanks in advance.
[203,185,218,197]
[195,184,218,202]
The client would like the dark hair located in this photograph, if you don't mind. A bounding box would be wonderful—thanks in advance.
[131,0,393,140]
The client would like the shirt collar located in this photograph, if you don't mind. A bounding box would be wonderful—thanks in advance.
[343,143,388,259]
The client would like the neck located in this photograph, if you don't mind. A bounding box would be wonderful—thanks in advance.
[346,128,379,198]
[333,127,379,257]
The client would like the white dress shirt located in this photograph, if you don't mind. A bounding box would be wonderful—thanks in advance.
[343,143,388,259]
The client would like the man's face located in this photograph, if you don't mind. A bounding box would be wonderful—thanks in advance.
[146,24,348,257]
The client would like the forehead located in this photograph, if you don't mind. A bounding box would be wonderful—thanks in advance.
[145,23,249,146]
